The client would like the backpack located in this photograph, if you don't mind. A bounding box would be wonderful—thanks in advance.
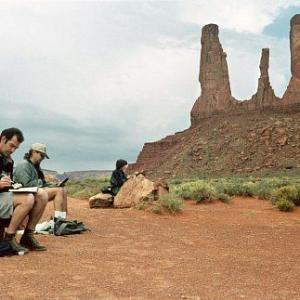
[101,185,115,196]
[0,239,12,256]
[53,219,88,236]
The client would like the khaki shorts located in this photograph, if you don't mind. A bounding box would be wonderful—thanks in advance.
[0,192,13,219]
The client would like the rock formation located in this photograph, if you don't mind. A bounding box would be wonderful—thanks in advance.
[191,24,236,123]
[130,14,300,177]
[282,14,300,104]
[191,14,300,125]
[246,48,279,109]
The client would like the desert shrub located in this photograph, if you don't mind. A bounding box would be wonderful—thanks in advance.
[170,178,184,185]
[237,182,256,197]
[159,194,183,213]
[66,178,109,199]
[293,185,300,206]
[135,202,148,210]
[151,205,163,214]
[275,198,295,212]
[271,185,299,205]
[253,182,273,200]
[173,181,218,203]
[217,193,231,203]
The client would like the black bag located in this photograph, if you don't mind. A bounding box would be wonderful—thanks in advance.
[101,186,115,196]
[0,239,12,256]
[53,219,88,236]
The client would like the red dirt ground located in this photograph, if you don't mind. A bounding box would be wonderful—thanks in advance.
[1,197,300,299]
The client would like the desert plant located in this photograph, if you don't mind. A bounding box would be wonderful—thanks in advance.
[217,193,231,203]
[135,202,148,210]
[159,194,183,213]
[173,181,218,203]
[151,205,163,214]
[271,185,299,205]
[275,198,295,212]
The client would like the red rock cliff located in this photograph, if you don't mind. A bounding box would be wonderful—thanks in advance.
[191,14,300,125]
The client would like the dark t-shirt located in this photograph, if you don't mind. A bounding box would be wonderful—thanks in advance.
[0,155,14,192]
[110,169,127,195]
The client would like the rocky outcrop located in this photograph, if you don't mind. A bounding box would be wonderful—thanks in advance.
[250,48,278,108]
[282,14,300,105]
[130,14,300,177]
[191,24,236,123]
[190,14,300,125]
[130,140,179,172]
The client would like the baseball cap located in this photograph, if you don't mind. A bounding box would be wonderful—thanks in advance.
[30,143,49,159]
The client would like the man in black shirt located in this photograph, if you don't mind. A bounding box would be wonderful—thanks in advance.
[110,159,128,195]
[0,128,48,255]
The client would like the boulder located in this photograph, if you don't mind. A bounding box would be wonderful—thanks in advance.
[113,174,169,208]
[89,193,114,208]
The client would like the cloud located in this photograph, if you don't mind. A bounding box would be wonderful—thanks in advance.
[180,0,300,34]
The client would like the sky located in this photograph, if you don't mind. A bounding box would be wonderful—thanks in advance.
[1,0,299,172]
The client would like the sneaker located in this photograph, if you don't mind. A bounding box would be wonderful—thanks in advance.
[4,234,29,255]
[20,233,46,251]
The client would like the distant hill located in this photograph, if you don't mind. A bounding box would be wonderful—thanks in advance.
[43,170,112,181]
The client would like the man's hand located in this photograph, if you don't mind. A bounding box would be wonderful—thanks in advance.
[0,176,12,189]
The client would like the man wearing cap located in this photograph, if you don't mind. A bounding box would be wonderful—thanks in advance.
[0,128,48,254]
[13,143,68,221]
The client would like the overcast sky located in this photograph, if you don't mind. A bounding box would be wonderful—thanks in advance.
[1,0,299,172]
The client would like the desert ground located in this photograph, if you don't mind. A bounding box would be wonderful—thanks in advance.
[1,197,300,299]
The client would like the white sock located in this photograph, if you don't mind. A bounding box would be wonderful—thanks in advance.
[54,211,67,219]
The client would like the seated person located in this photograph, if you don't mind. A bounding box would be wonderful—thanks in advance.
[0,128,48,254]
[110,159,128,195]
[13,143,68,221]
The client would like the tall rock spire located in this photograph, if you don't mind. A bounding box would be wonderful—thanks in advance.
[282,14,300,104]
[249,48,278,108]
[190,24,235,125]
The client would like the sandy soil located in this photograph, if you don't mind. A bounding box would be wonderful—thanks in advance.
[1,197,300,300]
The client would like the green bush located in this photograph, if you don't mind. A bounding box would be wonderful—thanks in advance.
[159,194,183,213]
[217,193,231,203]
[217,181,249,197]
[271,185,299,205]
[275,198,295,212]
[173,181,218,203]
[253,183,273,200]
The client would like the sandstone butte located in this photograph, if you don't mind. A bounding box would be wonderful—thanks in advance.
[130,14,300,178]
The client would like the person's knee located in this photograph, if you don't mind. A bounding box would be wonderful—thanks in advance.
[37,189,48,204]
[24,194,35,209]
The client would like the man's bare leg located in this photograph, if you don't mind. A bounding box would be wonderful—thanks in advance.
[26,189,48,230]
[19,190,48,251]
[4,193,36,254]
[6,193,35,234]
[44,187,67,218]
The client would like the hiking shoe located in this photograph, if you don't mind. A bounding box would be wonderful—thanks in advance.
[20,233,46,251]
[4,233,29,255]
